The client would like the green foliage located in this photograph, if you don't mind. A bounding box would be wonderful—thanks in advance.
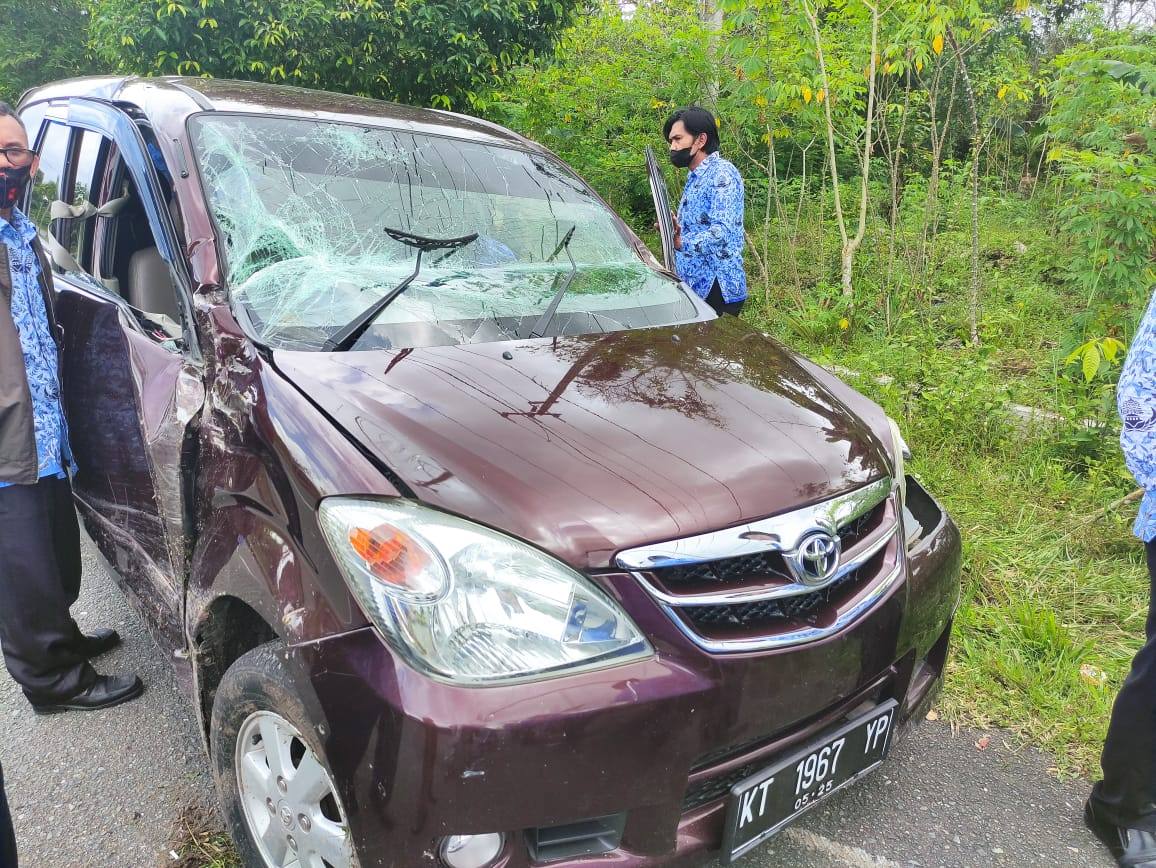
[716,0,984,160]
[1064,335,1127,382]
[780,282,855,342]
[1046,30,1156,335]
[0,0,95,105]
[86,0,581,109]
[484,1,712,227]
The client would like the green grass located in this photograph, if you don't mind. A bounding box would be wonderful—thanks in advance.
[743,182,1148,777]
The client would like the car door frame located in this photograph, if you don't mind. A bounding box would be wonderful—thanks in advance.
[646,144,677,272]
[24,96,204,654]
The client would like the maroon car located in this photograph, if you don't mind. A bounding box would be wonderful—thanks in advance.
[17,77,960,868]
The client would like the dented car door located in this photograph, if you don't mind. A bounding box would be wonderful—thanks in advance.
[43,100,202,654]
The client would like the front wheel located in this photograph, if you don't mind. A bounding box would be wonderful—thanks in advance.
[210,642,356,868]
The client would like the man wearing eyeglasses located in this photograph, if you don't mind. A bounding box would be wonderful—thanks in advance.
[0,103,142,717]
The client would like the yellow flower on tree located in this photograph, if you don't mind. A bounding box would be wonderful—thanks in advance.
[802,85,813,103]
[932,33,944,54]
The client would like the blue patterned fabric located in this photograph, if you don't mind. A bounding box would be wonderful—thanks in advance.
[1120,287,1156,541]
[674,152,747,304]
[0,208,72,488]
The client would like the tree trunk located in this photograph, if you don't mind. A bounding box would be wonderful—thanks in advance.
[919,59,957,286]
[843,1,881,299]
[949,29,983,346]
[703,0,724,108]
[883,76,910,297]
[805,0,879,300]
[804,0,851,298]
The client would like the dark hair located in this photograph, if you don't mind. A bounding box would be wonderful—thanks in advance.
[0,102,25,132]
[662,106,719,154]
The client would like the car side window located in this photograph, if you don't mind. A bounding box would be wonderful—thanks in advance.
[95,152,187,349]
[69,130,111,270]
[27,120,70,234]
[26,114,186,350]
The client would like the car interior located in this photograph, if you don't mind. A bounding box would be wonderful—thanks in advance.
[39,119,187,348]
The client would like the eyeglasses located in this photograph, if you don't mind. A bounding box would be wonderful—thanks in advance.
[0,147,37,168]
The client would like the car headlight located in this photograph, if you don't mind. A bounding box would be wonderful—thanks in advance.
[887,416,911,507]
[318,498,653,684]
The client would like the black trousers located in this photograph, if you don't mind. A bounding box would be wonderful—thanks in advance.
[0,761,15,868]
[1092,539,1156,830]
[706,279,745,317]
[0,476,95,702]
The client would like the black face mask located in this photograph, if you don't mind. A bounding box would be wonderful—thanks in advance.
[0,165,32,209]
[669,147,693,169]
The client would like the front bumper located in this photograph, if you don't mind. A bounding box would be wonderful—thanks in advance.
[293,478,961,867]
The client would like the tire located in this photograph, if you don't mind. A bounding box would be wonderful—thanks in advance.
[210,641,357,868]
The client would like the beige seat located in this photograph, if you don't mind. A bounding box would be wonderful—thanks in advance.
[127,247,182,322]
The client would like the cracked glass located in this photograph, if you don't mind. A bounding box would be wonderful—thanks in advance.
[189,114,699,350]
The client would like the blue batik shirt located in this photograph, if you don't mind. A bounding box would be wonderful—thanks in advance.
[674,152,748,304]
[1119,287,1156,542]
[0,207,73,488]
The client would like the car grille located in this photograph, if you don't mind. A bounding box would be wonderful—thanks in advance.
[653,506,883,592]
[680,568,862,629]
[684,762,764,811]
[657,550,793,587]
[616,478,902,652]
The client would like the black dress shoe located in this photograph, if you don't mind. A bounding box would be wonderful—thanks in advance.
[1086,799,1156,867]
[76,628,121,659]
[30,674,144,715]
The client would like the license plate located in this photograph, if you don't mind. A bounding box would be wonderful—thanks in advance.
[721,699,898,863]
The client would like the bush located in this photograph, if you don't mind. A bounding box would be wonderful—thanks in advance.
[87,0,581,109]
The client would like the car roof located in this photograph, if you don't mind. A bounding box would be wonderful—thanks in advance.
[21,75,537,151]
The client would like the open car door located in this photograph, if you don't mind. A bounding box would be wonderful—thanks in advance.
[24,98,202,655]
[646,145,677,271]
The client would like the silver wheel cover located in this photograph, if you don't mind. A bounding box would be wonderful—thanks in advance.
[235,710,354,868]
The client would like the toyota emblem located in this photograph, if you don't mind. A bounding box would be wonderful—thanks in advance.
[791,531,841,586]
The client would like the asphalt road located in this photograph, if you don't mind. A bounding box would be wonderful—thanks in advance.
[0,537,215,868]
[0,536,1114,868]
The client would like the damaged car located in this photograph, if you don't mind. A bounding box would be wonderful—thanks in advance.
[17,76,961,868]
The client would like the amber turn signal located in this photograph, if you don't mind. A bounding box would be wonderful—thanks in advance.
[349,523,424,587]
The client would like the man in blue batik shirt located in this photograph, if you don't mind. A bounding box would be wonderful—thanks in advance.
[1087,287,1156,867]
[663,106,747,316]
[0,104,142,719]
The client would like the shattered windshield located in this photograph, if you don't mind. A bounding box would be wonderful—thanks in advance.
[188,114,698,350]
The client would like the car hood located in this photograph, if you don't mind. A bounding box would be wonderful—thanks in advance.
[273,317,891,569]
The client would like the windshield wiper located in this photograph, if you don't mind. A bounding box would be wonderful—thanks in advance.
[323,226,479,352]
[545,224,576,263]
[526,225,577,339]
